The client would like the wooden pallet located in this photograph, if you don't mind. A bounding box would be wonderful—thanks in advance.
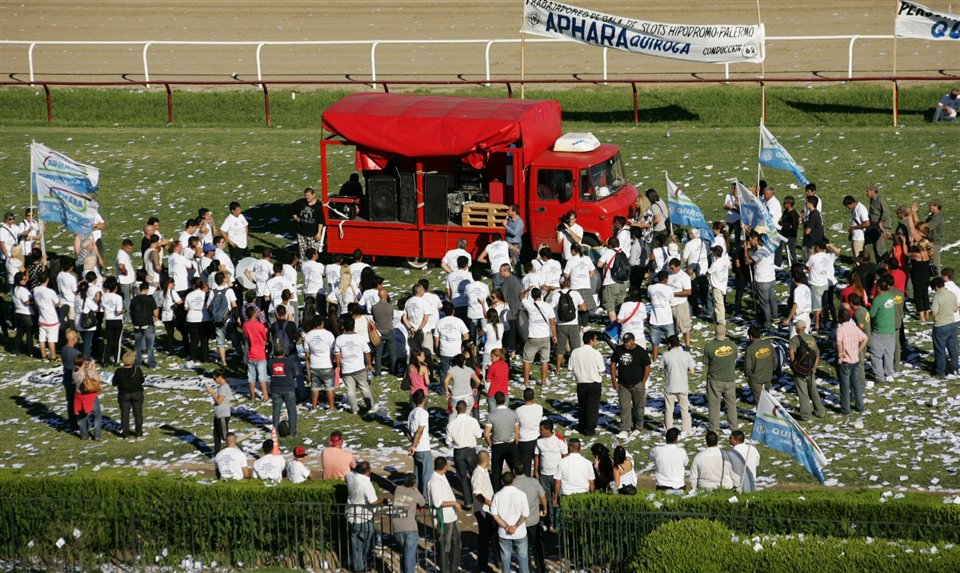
[462,202,509,228]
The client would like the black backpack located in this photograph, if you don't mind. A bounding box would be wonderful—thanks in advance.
[209,288,231,325]
[791,336,817,377]
[609,249,630,283]
[556,290,577,323]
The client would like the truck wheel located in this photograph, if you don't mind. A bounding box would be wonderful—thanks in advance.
[405,257,430,270]
[581,235,601,248]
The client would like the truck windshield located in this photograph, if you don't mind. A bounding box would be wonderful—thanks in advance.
[579,153,627,202]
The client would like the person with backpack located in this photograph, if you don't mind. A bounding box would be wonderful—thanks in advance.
[519,286,557,388]
[548,277,586,373]
[209,271,237,369]
[596,236,629,316]
[789,319,824,421]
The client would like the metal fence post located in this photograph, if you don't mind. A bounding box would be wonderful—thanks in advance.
[164,82,173,125]
[42,83,52,124]
[262,82,271,127]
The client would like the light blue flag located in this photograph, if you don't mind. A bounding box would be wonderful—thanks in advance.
[665,172,714,241]
[752,390,828,484]
[733,179,781,249]
[34,173,100,236]
[759,123,809,186]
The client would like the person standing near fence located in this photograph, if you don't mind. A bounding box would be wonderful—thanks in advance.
[390,473,426,573]
[491,471,531,573]
[345,461,385,573]
[447,399,482,510]
[471,450,496,573]
[513,461,548,573]
[428,457,462,573]
[534,420,567,533]
[485,391,520,490]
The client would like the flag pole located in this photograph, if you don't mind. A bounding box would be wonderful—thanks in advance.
[31,141,48,259]
[756,121,764,186]
[520,4,526,99]
[756,0,766,123]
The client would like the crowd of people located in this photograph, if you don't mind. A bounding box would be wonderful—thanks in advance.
[1,178,957,572]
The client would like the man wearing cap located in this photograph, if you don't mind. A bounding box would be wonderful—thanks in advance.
[610,332,652,438]
[789,320,824,421]
[286,446,312,483]
[321,430,356,480]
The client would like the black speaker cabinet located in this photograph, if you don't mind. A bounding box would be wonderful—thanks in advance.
[367,176,398,221]
[424,173,450,225]
[398,172,416,223]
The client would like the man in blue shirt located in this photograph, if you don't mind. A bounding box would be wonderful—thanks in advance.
[933,87,958,122]
[504,204,524,265]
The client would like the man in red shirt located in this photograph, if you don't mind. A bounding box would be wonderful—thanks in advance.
[885,259,907,295]
[242,306,269,400]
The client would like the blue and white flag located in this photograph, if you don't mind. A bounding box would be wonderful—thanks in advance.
[31,142,100,194]
[34,173,100,236]
[665,172,714,241]
[759,123,809,187]
[733,179,781,250]
[752,390,829,484]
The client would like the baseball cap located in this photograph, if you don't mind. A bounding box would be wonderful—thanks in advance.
[293,446,307,457]
[327,431,343,446]
[203,244,217,253]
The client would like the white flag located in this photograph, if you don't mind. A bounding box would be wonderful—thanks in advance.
[895,1,959,41]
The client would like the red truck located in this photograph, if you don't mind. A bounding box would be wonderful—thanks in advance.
[319,93,637,266]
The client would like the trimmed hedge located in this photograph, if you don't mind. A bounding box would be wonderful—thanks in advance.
[0,474,347,570]
[630,519,960,573]
[556,490,959,569]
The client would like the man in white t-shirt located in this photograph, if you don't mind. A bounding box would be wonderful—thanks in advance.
[436,301,469,381]
[552,438,595,506]
[304,316,337,411]
[596,237,627,315]
[214,433,250,480]
[419,279,442,353]
[667,259,693,347]
[563,243,596,318]
[520,287,557,387]
[490,472,530,573]
[244,248,274,309]
[689,431,733,492]
[346,461,385,572]
[556,211,584,262]
[534,420,568,531]
[286,446,312,483]
[567,332,605,437]
[219,201,249,263]
[844,195,871,260]
[33,273,61,360]
[478,237,512,291]
[647,271,676,362]
[706,245,730,339]
[441,238,472,273]
[746,233,778,327]
[166,242,191,295]
[648,428,689,491]
[252,439,285,481]
[408,389,432,497]
[300,247,325,303]
[445,255,473,321]
[806,242,840,331]
[402,284,429,355]
[115,239,137,320]
[334,315,375,414]
[549,278,586,372]
[465,269,491,342]
[428,458,462,573]
[515,387,544,474]
[763,186,784,266]
[534,246,563,290]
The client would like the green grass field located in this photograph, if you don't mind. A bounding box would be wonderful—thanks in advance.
[0,86,958,492]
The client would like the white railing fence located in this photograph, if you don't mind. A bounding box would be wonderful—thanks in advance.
[0,35,912,88]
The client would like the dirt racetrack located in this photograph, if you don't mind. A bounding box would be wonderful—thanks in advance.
[1,1,957,87]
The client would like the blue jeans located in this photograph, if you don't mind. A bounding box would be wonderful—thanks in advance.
[271,389,297,436]
[499,535,530,573]
[755,281,778,326]
[933,322,959,376]
[348,520,375,572]
[439,354,454,386]
[78,396,102,440]
[395,530,418,573]
[134,325,156,368]
[80,330,95,358]
[413,450,433,498]
[836,361,864,414]
[373,327,395,374]
[649,323,674,348]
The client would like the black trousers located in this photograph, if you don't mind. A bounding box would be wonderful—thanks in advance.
[491,442,518,491]
[102,319,123,365]
[528,521,546,573]
[517,440,537,475]
[577,383,602,435]
[474,512,496,568]
[187,322,209,362]
[213,415,230,454]
[118,391,144,437]
[13,313,33,355]
[453,447,477,506]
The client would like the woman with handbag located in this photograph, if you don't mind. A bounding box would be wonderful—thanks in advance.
[74,280,100,358]
[112,351,145,439]
[72,355,102,440]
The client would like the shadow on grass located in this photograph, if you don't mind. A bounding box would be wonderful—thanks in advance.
[11,395,72,434]
[243,202,297,257]
[159,423,214,459]
[782,100,932,119]
[563,104,700,124]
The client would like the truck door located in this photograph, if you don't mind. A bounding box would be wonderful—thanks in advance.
[530,168,575,251]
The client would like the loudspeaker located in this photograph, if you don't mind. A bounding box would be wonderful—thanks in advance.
[398,172,416,223]
[367,176,397,221]
[424,173,450,226]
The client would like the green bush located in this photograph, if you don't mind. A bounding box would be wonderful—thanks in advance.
[631,519,960,573]
[0,474,347,570]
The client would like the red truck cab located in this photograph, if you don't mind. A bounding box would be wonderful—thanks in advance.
[319,93,637,264]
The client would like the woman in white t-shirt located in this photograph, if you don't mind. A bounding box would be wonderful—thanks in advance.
[616,288,648,348]
[328,266,359,318]
[11,271,35,356]
[481,308,505,366]
[74,280,101,357]
[183,278,210,366]
[160,277,182,354]
[101,278,125,366]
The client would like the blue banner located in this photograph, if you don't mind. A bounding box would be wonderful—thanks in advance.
[752,390,828,484]
[759,123,809,186]
[666,173,714,240]
[34,173,100,236]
